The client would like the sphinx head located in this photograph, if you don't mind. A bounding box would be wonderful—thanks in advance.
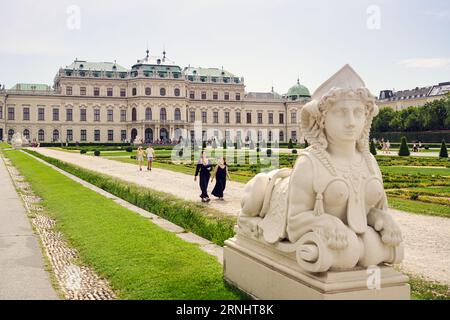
[300,65,378,151]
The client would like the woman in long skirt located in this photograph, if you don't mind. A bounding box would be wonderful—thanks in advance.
[211,157,230,200]
[194,151,213,202]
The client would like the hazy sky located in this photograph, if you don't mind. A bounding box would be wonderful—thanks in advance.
[0,0,449,95]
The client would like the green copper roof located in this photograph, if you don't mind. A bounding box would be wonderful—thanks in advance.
[183,67,235,78]
[10,83,51,91]
[286,80,310,97]
[65,60,128,72]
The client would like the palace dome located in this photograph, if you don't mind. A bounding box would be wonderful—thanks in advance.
[286,79,311,99]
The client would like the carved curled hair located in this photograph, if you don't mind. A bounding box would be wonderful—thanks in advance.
[300,88,379,175]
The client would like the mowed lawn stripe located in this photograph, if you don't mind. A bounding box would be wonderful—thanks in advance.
[4,150,244,300]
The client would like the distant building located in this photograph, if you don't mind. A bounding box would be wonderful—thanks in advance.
[377,82,450,110]
[0,50,310,144]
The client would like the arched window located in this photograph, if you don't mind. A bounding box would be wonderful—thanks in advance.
[38,129,45,142]
[23,129,30,140]
[160,88,166,96]
[145,87,151,96]
[8,129,14,141]
[160,108,167,121]
[53,129,60,142]
[145,107,152,120]
[174,88,180,97]
[132,88,137,96]
[132,108,137,121]
[174,108,181,121]
[279,131,284,142]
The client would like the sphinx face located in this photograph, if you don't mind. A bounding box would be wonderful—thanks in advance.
[324,99,366,143]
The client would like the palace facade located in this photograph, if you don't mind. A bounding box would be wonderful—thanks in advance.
[0,50,311,144]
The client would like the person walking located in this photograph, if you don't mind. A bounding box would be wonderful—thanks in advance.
[386,140,391,154]
[194,151,213,202]
[145,145,155,171]
[211,157,231,200]
[136,146,145,171]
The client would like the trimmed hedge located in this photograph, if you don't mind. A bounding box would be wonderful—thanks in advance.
[440,140,448,158]
[398,136,410,156]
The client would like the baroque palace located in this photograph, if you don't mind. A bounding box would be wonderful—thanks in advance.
[0,50,311,144]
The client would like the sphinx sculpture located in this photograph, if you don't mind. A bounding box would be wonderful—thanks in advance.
[11,132,29,150]
[224,65,410,299]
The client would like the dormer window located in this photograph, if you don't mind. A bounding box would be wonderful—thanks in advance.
[79,64,84,69]
[112,65,117,70]
[157,59,161,65]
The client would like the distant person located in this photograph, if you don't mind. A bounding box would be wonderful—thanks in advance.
[386,140,391,153]
[145,145,155,171]
[136,146,145,171]
[194,151,213,202]
[413,143,418,152]
[418,141,422,151]
[211,157,231,201]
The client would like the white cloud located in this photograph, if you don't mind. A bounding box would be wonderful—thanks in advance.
[398,58,450,69]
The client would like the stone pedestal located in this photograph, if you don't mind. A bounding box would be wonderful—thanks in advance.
[224,235,410,300]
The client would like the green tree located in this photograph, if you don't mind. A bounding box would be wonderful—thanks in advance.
[370,140,377,156]
[372,107,396,132]
[439,139,448,158]
[398,136,410,156]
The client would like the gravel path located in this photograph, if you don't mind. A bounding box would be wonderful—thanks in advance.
[31,148,450,285]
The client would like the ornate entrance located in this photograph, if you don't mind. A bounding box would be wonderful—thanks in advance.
[145,128,153,143]
[160,128,169,142]
[131,128,138,142]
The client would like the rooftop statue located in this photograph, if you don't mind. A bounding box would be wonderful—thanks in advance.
[236,65,404,273]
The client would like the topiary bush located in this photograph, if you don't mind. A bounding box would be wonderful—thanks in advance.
[439,139,448,158]
[266,149,272,157]
[292,149,298,154]
[288,139,294,149]
[398,137,410,156]
[80,149,87,154]
[126,147,133,152]
[370,140,377,156]
[94,150,101,157]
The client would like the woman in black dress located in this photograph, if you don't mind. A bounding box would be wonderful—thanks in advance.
[211,157,231,200]
[194,151,213,202]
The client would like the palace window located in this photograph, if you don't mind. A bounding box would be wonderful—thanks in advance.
[52,129,60,142]
[108,130,114,142]
[120,88,126,97]
[189,91,195,99]
[121,130,127,141]
[202,111,208,124]
[213,92,218,100]
[80,87,86,96]
[131,108,137,121]
[201,92,207,100]
[246,112,252,124]
[8,107,14,120]
[224,92,229,100]
[236,112,241,124]
[236,93,240,101]
[174,108,181,121]
[94,87,100,96]
[23,107,30,121]
[53,108,59,121]
[225,111,230,124]
[38,129,45,142]
[279,131,284,142]
[8,129,14,141]
[94,109,100,122]
[132,88,137,96]
[23,129,30,140]
[189,111,195,123]
[145,87,151,96]
[0,107,2,119]
[279,113,284,124]
[291,112,297,124]
[145,108,152,120]
[120,110,127,122]
[291,131,297,142]
[268,113,273,124]
[94,130,100,142]
[66,109,73,121]
[107,88,113,97]
[67,129,73,141]
[257,112,262,124]
[66,86,72,95]
[80,129,87,142]
[80,109,87,121]
[107,109,113,122]
[213,111,218,124]
[38,108,45,121]
[160,88,166,96]
[174,88,180,97]
[160,108,167,121]
[268,131,273,142]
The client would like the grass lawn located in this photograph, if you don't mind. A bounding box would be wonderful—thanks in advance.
[3,149,245,300]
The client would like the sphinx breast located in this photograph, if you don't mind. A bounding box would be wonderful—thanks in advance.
[365,178,384,207]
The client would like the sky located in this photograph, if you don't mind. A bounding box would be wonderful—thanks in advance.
[0,0,449,96]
